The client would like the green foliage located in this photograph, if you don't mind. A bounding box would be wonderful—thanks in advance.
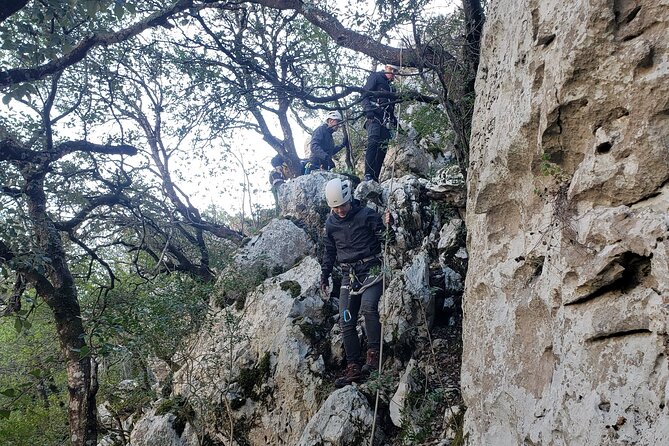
[279,280,301,298]
[540,152,564,178]
[399,386,446,445]
[0,399,68,446]
[365,370,394,395]
[155,395,195,436]
[0,304,68,445]
[236,352,271,402]
[106,386,155,420]
[85,274,211,364]
[215,263,269,310]
[446,407,467,446]
[404,104,453,157]
[0,0,139,104]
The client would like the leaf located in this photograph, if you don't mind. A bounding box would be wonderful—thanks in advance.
[79,345,91,358]
[29,369,43,378]
[114,4,124,20]
[2,95,11,105]
[0,388,17,398]
[13,318,22,333]
[0,409,10,419]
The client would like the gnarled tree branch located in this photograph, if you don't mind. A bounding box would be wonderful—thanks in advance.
[0,0,195,89]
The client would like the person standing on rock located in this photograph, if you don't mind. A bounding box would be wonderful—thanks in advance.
[305,111,348,174]
[362,64,400,182]
[320,178,393,387]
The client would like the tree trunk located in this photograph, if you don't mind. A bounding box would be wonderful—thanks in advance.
[24,172,98,446]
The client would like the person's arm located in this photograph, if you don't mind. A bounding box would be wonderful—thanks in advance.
[368,208,395,244]
[333,134,349,155]
[321,224,337,293]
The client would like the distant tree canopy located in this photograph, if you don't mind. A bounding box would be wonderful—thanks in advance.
[0,1,484,445]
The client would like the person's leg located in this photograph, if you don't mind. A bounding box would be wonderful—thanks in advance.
[335,274,364,387]
[360,281,382,352]
[371,126,391,182]
[308,155,324,172]
[364,119,382,180]
[338,275,362,365]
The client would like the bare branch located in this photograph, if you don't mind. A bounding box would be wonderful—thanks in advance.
[54,192,130,232]
[1,138,138,163]
[248,0,454,67]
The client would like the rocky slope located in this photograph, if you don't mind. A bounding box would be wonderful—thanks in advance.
[100,157,467,445]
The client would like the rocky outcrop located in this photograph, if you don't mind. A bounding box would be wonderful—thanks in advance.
[122,164,467,446]
[234,218,315,273]
[296,386,374,446]
[463,0,669,444]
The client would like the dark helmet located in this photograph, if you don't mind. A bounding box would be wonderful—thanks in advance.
[271,154,284,167]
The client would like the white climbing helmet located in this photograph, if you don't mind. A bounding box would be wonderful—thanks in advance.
[325,178,351,207]
[326,111,343,122]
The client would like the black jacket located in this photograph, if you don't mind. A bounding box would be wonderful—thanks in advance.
[310,124,345,162]
[361,71,396,125]
[321,201,386,280]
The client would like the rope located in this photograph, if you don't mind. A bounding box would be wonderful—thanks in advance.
[369,47,404,446]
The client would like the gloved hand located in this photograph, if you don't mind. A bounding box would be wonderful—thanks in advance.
[320,275,330,299]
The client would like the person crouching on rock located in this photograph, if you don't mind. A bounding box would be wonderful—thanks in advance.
[320,178,393,387]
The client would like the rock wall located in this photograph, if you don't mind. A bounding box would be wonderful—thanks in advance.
[463,0,669,444]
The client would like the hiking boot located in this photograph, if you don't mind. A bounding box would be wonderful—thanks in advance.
[361,349,380,375]
[334,363,364,388]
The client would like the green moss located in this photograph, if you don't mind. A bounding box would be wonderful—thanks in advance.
[280,280,301,298]
[108,387,155,418]
[155,395,194,436]
[297,318,326,343]
[236,352,271,401]
[160,373,173,398]
[315,380,335,405]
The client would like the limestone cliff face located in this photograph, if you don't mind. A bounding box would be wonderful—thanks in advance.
[463,0,669,444]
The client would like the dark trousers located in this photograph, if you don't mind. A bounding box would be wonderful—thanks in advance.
[306,156,334,173]
[338,261,382,365]
[364,119,391,181]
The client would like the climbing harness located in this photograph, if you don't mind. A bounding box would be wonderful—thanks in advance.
[340,255,384,323]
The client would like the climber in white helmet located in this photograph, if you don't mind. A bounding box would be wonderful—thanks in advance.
[321,177,393,387]
[361,63,400,182]
[305,111,349,174]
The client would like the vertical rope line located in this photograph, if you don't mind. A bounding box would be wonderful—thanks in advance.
[369,46,403,446]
